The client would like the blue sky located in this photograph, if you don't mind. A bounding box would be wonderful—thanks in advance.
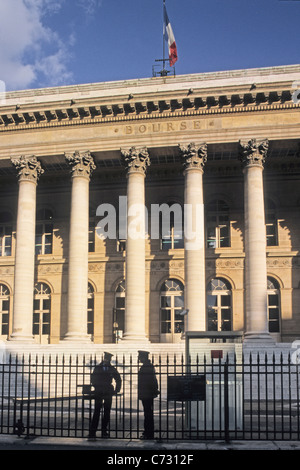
[0,0,300,91]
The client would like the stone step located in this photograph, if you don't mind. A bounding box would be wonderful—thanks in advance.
[2,341,294,363]
[3,342,185,361]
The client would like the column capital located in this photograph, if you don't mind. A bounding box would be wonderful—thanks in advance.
[65,150,96,179]
[120,146,150,175]
[179,142,207,171]
[238,138,269,169]
[11,155,44,183]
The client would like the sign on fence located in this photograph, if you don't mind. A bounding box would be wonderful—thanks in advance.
[167,375,206,401]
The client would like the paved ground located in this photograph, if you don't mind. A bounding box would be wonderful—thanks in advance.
[0,434,299,451]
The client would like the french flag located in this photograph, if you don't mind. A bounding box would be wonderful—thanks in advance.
[163,4,178,67]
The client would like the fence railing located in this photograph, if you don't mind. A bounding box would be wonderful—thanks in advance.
[0,353,299,441]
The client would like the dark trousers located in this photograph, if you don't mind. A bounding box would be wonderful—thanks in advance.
[89,393,112,435]
[141,398,154,438]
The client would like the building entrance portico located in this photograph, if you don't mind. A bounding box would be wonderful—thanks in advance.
[0,64,299,347]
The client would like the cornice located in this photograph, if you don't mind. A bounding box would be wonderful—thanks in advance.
[0,88,297,133]
[3,64,300,99]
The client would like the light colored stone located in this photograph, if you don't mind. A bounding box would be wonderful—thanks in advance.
[121,147,150,342]
[240,139,274,342]
[63,151,95,342]
[9,156,43,342]
[180,143,207,331]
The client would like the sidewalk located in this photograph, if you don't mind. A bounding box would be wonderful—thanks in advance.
[0,434,299,451]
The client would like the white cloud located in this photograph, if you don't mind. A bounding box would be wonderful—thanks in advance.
[0,0,73,90]
[35,47,73,88]
[77,0,103,16]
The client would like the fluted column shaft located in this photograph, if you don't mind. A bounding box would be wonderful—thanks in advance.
[10,156,44,342]
[239,139,273,342]
[64,151,95,342]
[121,147,150,342]
[179,143,207,332]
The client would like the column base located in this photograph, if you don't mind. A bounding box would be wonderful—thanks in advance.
[8,333,35,343]
[120,334,150,343]
[61,333,92,343]
[243,331,275,344]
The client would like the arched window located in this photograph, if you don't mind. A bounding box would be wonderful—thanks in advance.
[207,278,232,331]
[0,284,10,336]
[33,282,51,338]
[0,212,13,257]
[87,283,94,335]
[265,199,278,246]
[206,200,230,248]
[114,280,125,341]
[267,277,280,332]
[35,209,53,255]
[160,279,184,341]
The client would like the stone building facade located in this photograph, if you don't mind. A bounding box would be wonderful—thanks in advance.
[0,64,300,346]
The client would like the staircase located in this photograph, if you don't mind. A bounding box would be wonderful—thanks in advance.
[2,340,294,363]
[3,341,186,362]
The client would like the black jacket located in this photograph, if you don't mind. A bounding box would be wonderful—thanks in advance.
[138,360,159,400]
[91,362,121,395]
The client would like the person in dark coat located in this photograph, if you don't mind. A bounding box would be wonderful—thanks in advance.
[88,352,121,438]
[137,350,160,440]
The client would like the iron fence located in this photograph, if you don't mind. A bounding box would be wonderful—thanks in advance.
[0,352,299,441]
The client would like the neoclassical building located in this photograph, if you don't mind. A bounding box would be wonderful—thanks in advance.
[0,64,300,346]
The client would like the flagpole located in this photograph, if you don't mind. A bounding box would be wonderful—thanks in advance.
[163,0,166,72]
[153,0,176,77]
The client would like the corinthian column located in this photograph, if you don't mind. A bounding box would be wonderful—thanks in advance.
[179,143,207,332]
[239,138,273,343]
[63,151,95,342]
[121,146,150,342]
[10,156,44,342]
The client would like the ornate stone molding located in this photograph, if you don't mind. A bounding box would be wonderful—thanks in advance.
[179,142,207,171]
[0,266,14,275]
[65,150,96,178]
[267,257,292,268]
[37,264,64,274]
[11,155,44,183]
[238,138,269,168]
[0,87,295,133]
[120,146,150,175]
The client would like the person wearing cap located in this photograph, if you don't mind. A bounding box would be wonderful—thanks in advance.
[137,350,160,440]
[88,352,121,439]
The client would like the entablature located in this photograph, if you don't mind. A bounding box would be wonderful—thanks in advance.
[0,87,297,133]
